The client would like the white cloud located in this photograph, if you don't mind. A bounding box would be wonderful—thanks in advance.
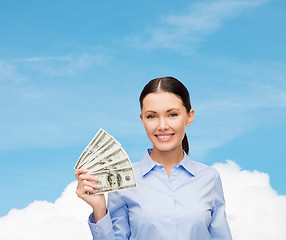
[165,0,269,31]
[130,0,271,51]
[1,161,285,240]
[213,160,286,240]
[19,51,111,77]
[0,182,93,240]
[0,48,110,85]
[21,56,74,62]
[0,60,25,83]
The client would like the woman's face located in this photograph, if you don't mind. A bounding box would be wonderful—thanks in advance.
[140,92,194,153]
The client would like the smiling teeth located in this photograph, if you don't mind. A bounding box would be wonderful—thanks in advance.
[157,135,171,139]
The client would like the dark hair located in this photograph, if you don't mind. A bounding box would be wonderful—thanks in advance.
[139,76,192,154]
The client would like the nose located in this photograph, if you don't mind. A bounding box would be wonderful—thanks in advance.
[158,117,169,131]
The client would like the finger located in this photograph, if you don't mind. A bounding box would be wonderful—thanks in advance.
[78,173,100,182]
[83,180,102,189]
[76,185,96,197]
[82,185,97,195]
[74,168,88,179]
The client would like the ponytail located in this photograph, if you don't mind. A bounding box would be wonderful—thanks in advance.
[182,133,189,155]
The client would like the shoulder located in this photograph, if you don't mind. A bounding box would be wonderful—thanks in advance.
[190,159,220,180]
[131,161,141,173]
[130,150,151,177]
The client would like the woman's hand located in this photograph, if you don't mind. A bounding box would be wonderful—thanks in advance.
[75,169,107,222]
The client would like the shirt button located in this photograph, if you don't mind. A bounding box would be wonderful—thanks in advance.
[170,216,174,221]
[176,165,179,168]
[97,233,101,236]
[96,227,99,230]
[173,172,176,176]
[169,193,172,197]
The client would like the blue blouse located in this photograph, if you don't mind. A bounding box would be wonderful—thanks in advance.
[88,149,232,239]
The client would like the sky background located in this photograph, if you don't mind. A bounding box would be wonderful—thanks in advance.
[0,0,285,231]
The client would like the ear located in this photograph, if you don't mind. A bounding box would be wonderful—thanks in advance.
[186,109,194,126]
[139,113,143,121]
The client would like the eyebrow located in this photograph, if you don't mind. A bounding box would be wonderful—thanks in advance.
[144,108,180,114]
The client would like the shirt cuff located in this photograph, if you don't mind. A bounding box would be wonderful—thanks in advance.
[88,210,114,240]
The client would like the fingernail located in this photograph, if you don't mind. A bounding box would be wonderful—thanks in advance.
[95,181,102,185]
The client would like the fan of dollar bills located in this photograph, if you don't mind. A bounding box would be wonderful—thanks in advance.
[74,129,137,194]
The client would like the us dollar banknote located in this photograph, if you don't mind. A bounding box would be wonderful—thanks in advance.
[81,137,121,167]
[91,167,136,194]
[75,129,106,169]
[84,147,129,172]
[75,128,137,194]
[88,157,131,173]
[75,129,118,169]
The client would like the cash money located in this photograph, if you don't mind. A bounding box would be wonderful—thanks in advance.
[75,129,137,194]
[88,157,131,173]
[84,147,129,172]
[91,167,136,194]
[81,137,122,168]
[75,129,117,169]
[75,128,105,169]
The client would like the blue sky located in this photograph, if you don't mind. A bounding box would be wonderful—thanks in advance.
[0,0,285,217]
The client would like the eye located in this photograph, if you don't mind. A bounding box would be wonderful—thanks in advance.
[169,113,177,117]
[147,115,156,119]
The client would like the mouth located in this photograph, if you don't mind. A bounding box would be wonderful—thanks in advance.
[155,133,175,142]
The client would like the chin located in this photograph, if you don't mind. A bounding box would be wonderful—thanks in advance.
[152,143,181,153]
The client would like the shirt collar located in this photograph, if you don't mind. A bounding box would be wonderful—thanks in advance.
[140,149,196,177]
[140,149,162,177]
[180,152,196,177]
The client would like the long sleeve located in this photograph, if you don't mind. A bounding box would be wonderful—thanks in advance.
[107,191,130,239]
[209,175,232,240]
[88,210,114,240]
[88,191,130,240]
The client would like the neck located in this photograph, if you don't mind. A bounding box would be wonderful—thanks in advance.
[150,146,184,170]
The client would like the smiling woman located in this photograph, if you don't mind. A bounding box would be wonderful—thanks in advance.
[75,76,232,239]
[139,83,194,175]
